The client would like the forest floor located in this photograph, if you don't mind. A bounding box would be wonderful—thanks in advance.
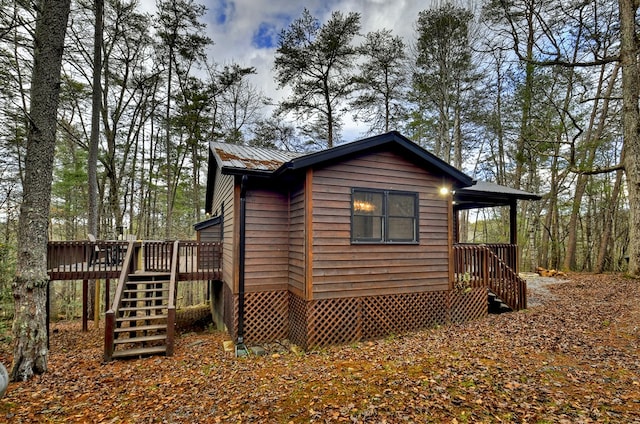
[1,273,639,423]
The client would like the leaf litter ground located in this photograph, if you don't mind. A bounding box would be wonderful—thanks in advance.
[1,273,639,423]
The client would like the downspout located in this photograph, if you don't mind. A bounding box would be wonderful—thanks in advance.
[236,175,249,356]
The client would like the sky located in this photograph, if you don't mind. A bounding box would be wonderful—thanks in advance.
[144,0,440,140]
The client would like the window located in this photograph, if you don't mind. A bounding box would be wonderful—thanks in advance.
[351,189,418,243]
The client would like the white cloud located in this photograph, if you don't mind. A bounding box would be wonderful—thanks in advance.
[144,0,438,141]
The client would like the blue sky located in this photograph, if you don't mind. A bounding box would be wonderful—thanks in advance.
[150,0,439,138]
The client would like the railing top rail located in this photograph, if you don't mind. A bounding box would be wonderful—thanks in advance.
[109,240,136,315]
[168,240,179,308]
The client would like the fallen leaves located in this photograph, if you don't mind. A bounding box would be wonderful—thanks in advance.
[0,273,639,422]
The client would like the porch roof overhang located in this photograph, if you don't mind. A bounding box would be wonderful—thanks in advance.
[453,181,542,210]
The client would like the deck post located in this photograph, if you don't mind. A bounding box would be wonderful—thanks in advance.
[166,307,175,356]
[94,279,100,328]
[104,279,110,312]
[82,279,88,332]
[104,310,114,361]
[509,199,518,245]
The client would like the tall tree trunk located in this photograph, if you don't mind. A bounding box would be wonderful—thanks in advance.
[88,0,102,239]
[564,64,619,271]
[165,43,174,239]
[595,161,625,273]
[11,0,71,382]
[86,0,103,324]
[619,0,640,276]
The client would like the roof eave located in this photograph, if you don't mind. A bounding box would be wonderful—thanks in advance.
[274,131,475,187]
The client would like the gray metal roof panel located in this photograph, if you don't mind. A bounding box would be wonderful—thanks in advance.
[209,142,303,172]
[458,180,542,200]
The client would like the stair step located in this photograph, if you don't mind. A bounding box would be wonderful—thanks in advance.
[126,281,170,286]
[121,296,169,303]
[111,345,167,359]
[119,305,168,312]
[124,287,169,293]
[128,272,170,280]
[114,324,167,333]
[116,314,168,323]
[114,333,167,344]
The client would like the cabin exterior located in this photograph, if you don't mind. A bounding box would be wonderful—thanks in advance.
[200,131,541,349]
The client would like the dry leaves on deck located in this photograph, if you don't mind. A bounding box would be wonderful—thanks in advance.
[1,273,639,423]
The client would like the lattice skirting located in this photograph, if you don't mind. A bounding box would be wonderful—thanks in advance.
[226,288,488,349]
[289,289,488,350]
[223,282,237,340]
[243,291,288,343]
[450,287,488,324]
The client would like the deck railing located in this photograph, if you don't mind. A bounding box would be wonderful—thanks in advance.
[47,240,130,280]
[453,243,526,311]
[47,240,223,282]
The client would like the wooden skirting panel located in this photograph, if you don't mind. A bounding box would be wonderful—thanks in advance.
[226,288,489,349]
[223,283,237,341]
[450,287,488,324]
[307,297,362,348]
[289,289,488,350]
[362,291,449,340]
[288,293,308,348]
[243,291,288,344]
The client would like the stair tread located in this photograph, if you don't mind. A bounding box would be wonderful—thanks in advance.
[116,314,168,322]
[126,280,170,285]
[119,305,168,312]
[129,272,171,278]
[124,288,170,293]
[111,345,167,359]
[114,333,167,344]
[121,296,169,302]
[114,324,167,333]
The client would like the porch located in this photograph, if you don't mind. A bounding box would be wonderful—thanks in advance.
[453,243,526,311]
[47,239,222,360]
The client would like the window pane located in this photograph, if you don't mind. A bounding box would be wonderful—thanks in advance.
[353,216,383,240]
[388,217,415,241]
[353,191,383,216]
[388,193,415,217]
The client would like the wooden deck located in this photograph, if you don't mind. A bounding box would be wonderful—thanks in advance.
[47,240,223,282]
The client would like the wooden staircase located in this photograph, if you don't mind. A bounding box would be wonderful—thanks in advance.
[111,272,171,359]
[104,241,178,361]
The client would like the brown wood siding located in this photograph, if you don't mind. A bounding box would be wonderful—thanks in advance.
[288,182,305,297]
[199,225,221,242]
[311,151,452,299]
[210,170,235,291]
[244,188,289,292]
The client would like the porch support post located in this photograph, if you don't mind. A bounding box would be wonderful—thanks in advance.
[82,279,88,332]
[509,199,517,245]
[452,207,459,243]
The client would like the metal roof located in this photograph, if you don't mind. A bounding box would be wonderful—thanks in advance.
[206,133,542,214]
[209,142,303,173]
[454,180,542,210]
[209,132,475,187]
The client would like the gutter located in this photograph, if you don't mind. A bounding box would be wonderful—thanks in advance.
[236,174,249,357]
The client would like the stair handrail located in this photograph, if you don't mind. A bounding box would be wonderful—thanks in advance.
[104,240,138,361]
[482,246,527,311]
[166,240,179,356]
[453,244,527,311]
